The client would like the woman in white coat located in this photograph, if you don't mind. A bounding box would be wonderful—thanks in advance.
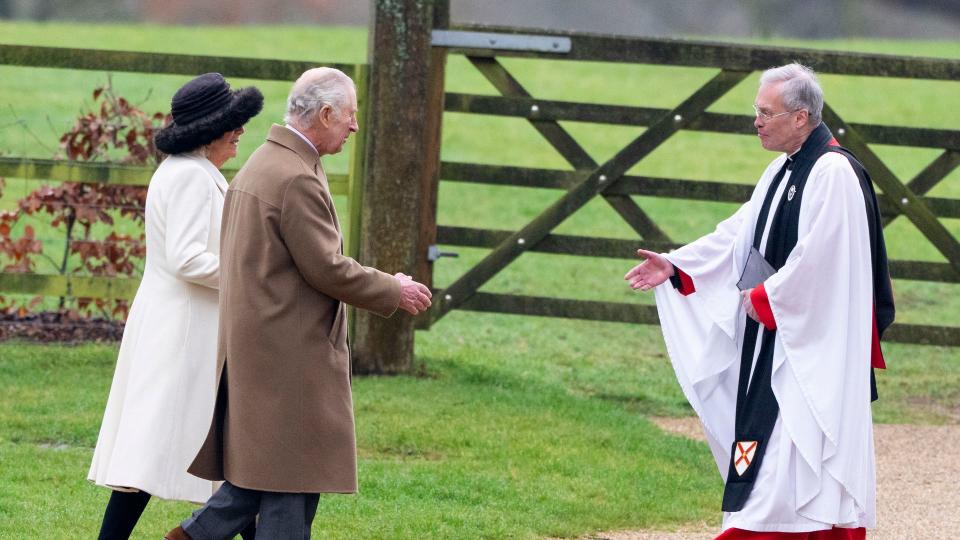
[88,73,262,540]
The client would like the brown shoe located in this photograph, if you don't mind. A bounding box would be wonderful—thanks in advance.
[164,525,192,540]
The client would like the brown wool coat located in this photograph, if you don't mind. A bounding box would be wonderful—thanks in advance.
[188,125,401,493]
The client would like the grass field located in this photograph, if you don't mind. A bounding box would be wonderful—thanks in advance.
[0,21,959,539]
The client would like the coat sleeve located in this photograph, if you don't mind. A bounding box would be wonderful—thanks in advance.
[164,166,219,289]
[661,201,752,340]
[279,173,401,317]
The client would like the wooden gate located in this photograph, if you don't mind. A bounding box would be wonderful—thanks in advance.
[421,26,960,347]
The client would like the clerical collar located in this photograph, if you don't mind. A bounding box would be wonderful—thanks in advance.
[285,124,320,156]
[786,152,798,170]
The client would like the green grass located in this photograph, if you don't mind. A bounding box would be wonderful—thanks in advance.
[0,334,719,539]
[0,21,959,539]
[0,316,955,538]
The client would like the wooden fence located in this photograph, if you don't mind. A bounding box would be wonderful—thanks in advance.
[0,44,367,303]
[422,25,960,347]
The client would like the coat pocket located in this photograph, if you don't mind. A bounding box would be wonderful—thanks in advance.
[328,301,347,346]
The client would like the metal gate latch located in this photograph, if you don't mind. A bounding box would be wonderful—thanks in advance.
[427,245,459,261]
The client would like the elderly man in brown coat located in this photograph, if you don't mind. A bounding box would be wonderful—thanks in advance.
[165,67,432,540]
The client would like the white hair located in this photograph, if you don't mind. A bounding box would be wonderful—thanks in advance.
[284,67,355,128]
[760,63,823,127]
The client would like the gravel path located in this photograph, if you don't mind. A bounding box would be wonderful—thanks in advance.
[559,418,960,540]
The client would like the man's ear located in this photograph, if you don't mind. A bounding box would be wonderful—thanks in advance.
[794,109,809,128]
[319,104,333,127]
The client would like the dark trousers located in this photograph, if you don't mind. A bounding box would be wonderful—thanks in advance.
[182,481,320,540]
[96,489,256,540]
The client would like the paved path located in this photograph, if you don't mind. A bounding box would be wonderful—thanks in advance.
[559,418,960,540]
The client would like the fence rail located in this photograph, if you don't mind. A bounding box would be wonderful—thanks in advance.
[441,24,960,80]
[0,272,138,299]
[444,93,960,151]
[0,157,350,193]
[0,43,356,80]
[452,291,960,347]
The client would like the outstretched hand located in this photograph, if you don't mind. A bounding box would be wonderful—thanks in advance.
[395,273,433,315]
[624,248,675,292]
[740,289,760,323]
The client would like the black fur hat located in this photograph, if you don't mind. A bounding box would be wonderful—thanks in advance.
[154,73,264,155]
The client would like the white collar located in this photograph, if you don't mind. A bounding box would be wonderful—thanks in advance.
[285,124,319,155]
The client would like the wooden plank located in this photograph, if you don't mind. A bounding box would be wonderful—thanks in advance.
[883,323,960,347]
[414,16,451,331]
[346,65,370,260]
[441,161,578,188]
[457,291,661,324]
[0,156,163,186]
[441,161,960,219]
[0,156,349,194]
[852,124,960,151]
[444,93,960,150]
[467,56,669,242]
[430,69,749,322]
[887,260,960,283]
[0,272,139,299]
[437,225,959,282]
[0,43,356,81]
[437,225,679,258]
[445,92,665,126]
[344,65,370,340]
[443,24,960,81]
[448,290,960,346]
[441,160,755,202]
[824,104,960,274]
[918,197,960,220]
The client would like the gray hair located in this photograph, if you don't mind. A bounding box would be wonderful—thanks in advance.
[284,67,355,128]
[759,63,823,127]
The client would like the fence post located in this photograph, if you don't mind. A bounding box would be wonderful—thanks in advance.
[351,0,449,374]
[414,3,449,330]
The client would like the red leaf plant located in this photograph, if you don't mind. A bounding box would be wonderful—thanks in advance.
[0,81,168,324]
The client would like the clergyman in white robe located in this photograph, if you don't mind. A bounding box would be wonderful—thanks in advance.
[654,147,877,532]
[626,64,891,539]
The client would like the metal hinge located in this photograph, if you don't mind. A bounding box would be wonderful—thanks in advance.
[431,30,571,54]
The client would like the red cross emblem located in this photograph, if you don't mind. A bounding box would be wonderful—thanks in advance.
[734,440,758,476]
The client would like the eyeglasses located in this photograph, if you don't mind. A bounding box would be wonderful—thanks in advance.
[752,104,798,121]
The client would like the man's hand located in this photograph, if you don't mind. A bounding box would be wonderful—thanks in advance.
[624,248,675,291]
[741,289,760,322]
[395,273,432,315]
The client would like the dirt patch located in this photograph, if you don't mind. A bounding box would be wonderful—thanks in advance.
[556,527,715,540]
[0,312,123,343]
[566,417,960,540]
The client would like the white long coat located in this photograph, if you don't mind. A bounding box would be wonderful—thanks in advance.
[88,152,226,503]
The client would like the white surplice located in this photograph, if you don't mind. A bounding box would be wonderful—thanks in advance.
[653,151,876,532]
